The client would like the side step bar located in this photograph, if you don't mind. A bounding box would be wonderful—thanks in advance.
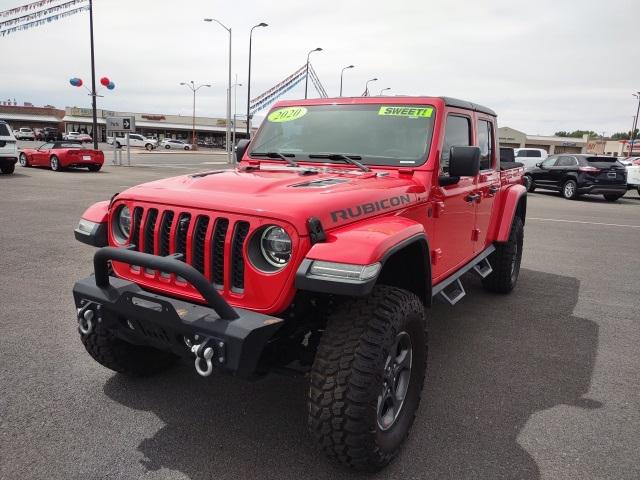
[432,245,495,306]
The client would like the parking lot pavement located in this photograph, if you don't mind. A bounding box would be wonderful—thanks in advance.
[0,165,639,480]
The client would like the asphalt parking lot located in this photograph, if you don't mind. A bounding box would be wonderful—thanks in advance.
[1,159,639,480]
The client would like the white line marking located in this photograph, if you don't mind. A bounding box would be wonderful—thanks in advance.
[529,217,640,229]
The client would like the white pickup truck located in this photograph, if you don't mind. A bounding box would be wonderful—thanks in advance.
[106,133,157,150]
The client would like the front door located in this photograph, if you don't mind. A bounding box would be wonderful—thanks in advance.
[34,143,53,165]
[431,113,477,281]
[531,156,559,188]
[475,117,500,252]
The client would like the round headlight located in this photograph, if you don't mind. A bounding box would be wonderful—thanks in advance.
[114,205,131,242]
[260,226,292,267]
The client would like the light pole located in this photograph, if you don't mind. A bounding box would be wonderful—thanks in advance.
[88,0,98,149]
[180,81,211,150]
[247,22,268,137]
[204,18,232,162]
[232,75,242,149]
[339,65,354,97]
[364,78,378,96]
[631,92,640,155]
[378,87,391,96]
[305,47,323,99]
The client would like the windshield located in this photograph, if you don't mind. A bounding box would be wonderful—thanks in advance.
[250,104,436,167]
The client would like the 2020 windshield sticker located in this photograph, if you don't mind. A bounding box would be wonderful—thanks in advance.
[267,107,308,123]
[378,106,433,118]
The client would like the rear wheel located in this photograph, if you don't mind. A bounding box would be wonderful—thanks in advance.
[145,143,153,151]
[524,174,535,192]
[1,164,15,174]
[50,155,62,172]
[482,215,524,294]
[184,146,190,150]
[603,193,623,202]
[19,153,29,167]
[308,285,427,471]
[81,323,177,376]
[88,164,101,172]
[165,144,171,149]
[562,179,578,199]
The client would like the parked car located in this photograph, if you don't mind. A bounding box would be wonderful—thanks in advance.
[0,120,18,174]
[64,131,82,141]
[160,139,192,150]
[107,133,157,150]
[14,127,35,140]
[514,148,548,171]
[77,133,93,143]
[18,140,104,172]
[71,95,527,471]
[525,154,627,201]
[37,127,61,141]
[619,157,640,195]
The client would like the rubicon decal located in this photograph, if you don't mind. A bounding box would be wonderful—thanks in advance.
[331,194,412,222]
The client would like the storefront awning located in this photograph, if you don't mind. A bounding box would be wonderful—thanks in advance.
[62,116,107,124]
[0,113,62,123]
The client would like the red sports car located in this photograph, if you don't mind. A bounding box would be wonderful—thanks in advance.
[18,141,104,172]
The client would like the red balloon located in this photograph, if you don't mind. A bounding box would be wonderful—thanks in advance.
[76,78,83,87]
[100,77,110,86]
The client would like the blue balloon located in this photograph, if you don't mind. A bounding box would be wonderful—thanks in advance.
[107,81,115,90]
[69,78,77,86]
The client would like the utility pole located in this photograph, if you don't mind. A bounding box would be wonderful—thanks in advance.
[631,92,640,156]
[232,75,242,150]
[88,0,98,149]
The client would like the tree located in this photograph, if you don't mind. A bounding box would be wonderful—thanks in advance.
[554,130,600,138]
[611,129,639,140]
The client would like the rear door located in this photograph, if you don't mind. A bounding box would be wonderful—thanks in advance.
[432,112,478,280]
[474,116,500,253]
[551,155,578,186]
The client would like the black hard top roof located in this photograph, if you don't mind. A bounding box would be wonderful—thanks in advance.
[441,97,496,116]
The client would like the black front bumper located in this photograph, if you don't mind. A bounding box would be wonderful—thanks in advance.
[72,247,283,378]
[0,156,17,167]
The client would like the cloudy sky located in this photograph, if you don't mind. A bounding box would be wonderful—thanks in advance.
[0,0,638,135]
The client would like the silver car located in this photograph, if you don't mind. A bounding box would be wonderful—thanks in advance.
[160,139,192,150]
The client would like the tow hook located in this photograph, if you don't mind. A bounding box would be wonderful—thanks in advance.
[77,301,101,335]
[188,336,226,377]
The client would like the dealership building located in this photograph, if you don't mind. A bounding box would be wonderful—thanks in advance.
[498,126,588,154]
[0,104,247,146]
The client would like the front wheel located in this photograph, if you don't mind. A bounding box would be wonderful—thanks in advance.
[562,179,578,200]
[524,174,535,192]
[19,153,29,167]
[145,143,154,151]
[308,286,427,471]
[165,144,171,149]
[81,323,177,376]
[482,215,524,294]
[50,155,62,172]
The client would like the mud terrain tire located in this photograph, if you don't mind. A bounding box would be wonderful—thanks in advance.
[308,285,427,471]
[482,215,524,293]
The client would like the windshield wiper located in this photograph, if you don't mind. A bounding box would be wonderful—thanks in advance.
[307,153,370,172]
[251,151,298,167]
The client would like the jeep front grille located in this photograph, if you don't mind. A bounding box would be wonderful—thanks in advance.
[123,207,252,293]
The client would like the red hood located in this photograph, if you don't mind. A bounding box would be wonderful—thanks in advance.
[116,166,426,234]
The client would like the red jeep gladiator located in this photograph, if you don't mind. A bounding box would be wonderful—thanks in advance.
[72,96,526,471]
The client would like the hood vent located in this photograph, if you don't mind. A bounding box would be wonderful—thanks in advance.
[291,178,348,188]
[190,170,224,178]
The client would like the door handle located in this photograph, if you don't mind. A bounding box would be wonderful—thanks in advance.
[465,193,481,203]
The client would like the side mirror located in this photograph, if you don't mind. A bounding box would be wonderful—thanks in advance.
[235,139,250,163]
[448,146,481,177]
[536,162,543,168]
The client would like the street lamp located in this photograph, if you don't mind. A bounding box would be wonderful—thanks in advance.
[631,92,640,155]
[180,81,211,150]
[305,47,323,99]
[378,87,391,96]
[204,18,232,162]
[247,22,268,137]
[365,78,378,96]
[232,76,243,150]
[339,65,354,97]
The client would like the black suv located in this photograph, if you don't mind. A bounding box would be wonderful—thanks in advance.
[525,154,627,201]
